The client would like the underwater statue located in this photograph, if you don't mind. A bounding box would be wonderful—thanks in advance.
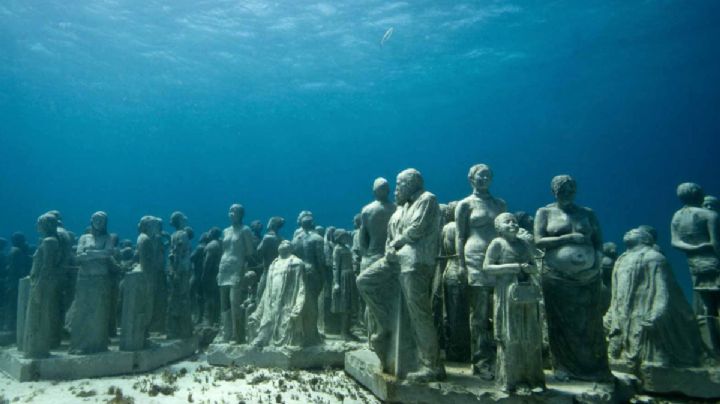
[190,232,209,324]
[671,182,720,355]
[256,216,285,300]
[606,227,705,372]
[119,216,158,351]
[320,225,340,334]
[441,201,471,362]
[704,195,720,212]
[249,219,263,248]
[202,227,223,326]
[455,163,507,378]
[483,213,545,393]
[46,210,76,346]
[331,229,357,340]
[23,214,61,359]
[358,178,397,337]
[292,210,325,345]
[601,241,618,314]
[357,168,444,382]
[166,211,193,339]
[218,204,256,343]
[69,211,117,354]
[3,232,31,334]
[534,175,612,382]
[248,240,307,348]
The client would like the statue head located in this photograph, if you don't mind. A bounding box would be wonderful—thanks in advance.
[119,239,133,249]
[395,168,424,205]
[551,175,577,206]
[512,211,532,232]
[138,216,157,236]
[208,226,222,241]
[267,216,285,232]
[91,211,109,236]
[494,212,519,238]
[170,211,188,230]
[677,182,704,207]
[325,226,336,240]
[315,226,326,237]
[602,242,618,259]
[278,240,293,258]
[637,225,658,244]
[47,210,63,227]
[353,213,361,230]
[334,229,352,246]
[199,232,209,244]
[297,211,314,230]
[468,164,493,193]
[250,220,263,236]
[184,226,194,240]
[373,177,390,202]
[623,227,654,249]
[11,232,26,248]
[37,213,59,238]
[228,204,245,226]
[704,195,719,212]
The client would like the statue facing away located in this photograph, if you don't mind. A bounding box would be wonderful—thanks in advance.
[671,182,720,355]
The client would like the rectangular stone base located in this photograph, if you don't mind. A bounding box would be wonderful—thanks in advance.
[207,339,363,369]
[639,363,720,399]
[345,349,628,404]
[0,336,198,381]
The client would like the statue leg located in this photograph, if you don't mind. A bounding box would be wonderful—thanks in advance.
[356,258,398,352]
[469,285,496,378]
[399,265,444,381]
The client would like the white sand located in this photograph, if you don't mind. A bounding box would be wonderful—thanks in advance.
[0,354,380,404]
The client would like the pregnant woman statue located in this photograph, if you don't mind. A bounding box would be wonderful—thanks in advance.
[534,175,612,382]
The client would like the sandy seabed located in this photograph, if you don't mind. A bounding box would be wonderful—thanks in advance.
[0,353,380,404]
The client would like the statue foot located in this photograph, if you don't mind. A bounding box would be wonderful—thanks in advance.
[406,366,446,383]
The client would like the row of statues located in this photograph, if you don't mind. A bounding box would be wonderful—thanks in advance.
[1,166,718,395]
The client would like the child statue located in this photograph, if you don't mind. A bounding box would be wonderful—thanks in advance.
[483,213,545,392]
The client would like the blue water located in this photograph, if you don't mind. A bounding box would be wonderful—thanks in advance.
[1,1,719,294]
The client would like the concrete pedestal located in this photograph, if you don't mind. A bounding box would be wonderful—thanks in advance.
[0,336,198,382]
[207,339,363,369]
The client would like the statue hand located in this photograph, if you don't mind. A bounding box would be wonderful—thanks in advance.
[386,249,398,263]
[566,233,586,244]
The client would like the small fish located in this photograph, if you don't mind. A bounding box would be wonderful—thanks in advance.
[380,27,394,47]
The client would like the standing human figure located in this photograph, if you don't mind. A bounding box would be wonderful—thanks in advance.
[441,201,470,362]
[23,214,61,358]
[218,204,255,343]
[190,232,209,324]
[256,217,285,299]
[483,213,544,392]
[4,233,31,333]
[166,212,193,339]
[357,168,444,382]
[455,164,507,378]
[202,227,223,325]
[671,182,720,355]
[331,229,357,339]
[69,211,117,354]
[534,175,612,382]
[292,211,326,345]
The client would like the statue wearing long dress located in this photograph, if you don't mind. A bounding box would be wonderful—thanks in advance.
[331,229,357,339]
[23,214,61,359]
[249,241,306,348]
[534,175,612,382]
[292,211,326,345]
[483,213,544,392]
[69,211,117,354]
[606,227,705,371]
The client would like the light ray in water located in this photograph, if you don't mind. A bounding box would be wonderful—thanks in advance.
[380,27,394,47]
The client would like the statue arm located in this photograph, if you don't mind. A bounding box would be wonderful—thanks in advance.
[396,195,438,247]
[533,208,573,249]
[645,257,670,325]
[482,240,521,275]
[589,210,604,272]
[332,247,341,289]
[670,215,711,252]
[455,201,469,269]
[359,212,370,253]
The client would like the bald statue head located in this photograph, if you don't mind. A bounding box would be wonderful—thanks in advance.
[373,177,390,202]
[395,168,424,205]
